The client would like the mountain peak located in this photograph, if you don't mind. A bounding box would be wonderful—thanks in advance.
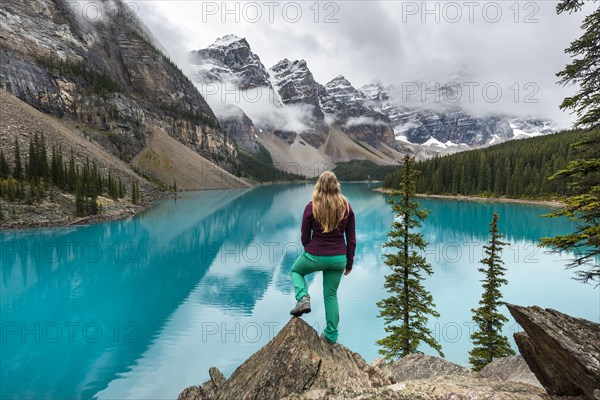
[209,34,249,49]
[326,75,353,90]
[190,35,270,89]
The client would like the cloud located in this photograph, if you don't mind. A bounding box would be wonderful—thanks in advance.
[344,116,388,128]
[135,0,595,126]
[196,82,318,133]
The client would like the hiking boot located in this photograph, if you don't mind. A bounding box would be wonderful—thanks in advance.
[290,295,311,317]
[320,333,338,346]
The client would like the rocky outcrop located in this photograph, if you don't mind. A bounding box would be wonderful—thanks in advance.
[179,317,391,400]
[179,317,559,400]
[216,104,260,152]
[507,304,600,399]
[479,355,542,388]
[388,353,475,382]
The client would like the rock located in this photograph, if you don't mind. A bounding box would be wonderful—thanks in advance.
[387,376,552,400]
[507,304,600,399]
[479,355,542,388]
[179,317,556,400]
[389,353,474,382]
[179,317,392,400]
[281,376,553,400]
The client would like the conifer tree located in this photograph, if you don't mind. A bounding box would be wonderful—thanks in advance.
[541,0,600,284]
[469,212,515,371]
[118,177,124,199]
[13,137,23,180]
[377,155,443,360]
[0,149,10,179]
[131,181,138,204]
[68,150,76,192]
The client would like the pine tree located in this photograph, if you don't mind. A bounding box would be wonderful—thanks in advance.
[173,179,177,192]
[469,212,515,371]
[541,0,600,284]
[118,177,124,199]
[131,181,138,204]
[376,155,443,360]
[0,149,10,179]
[13,137,23,180]
[27,136,36,181]
[68,150,76,192]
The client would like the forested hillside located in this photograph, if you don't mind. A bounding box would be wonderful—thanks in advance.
[383,130,598,198]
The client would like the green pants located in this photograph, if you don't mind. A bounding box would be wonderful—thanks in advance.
[291,251,347,343]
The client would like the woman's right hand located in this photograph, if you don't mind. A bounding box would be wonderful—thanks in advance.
[344,268,352,276]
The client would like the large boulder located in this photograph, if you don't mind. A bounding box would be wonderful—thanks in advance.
[179,317,392,400]
[507,304,600,399]
[479,355,542,388]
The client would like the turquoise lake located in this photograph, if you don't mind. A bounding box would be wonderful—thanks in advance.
[1,182,598,399]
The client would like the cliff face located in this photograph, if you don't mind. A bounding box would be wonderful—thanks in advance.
[0,0,236,170]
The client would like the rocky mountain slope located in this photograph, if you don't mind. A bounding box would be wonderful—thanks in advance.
[179,314,590,400]
[0,0,242,187]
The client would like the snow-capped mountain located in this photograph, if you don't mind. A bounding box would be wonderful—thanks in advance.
[268,59,327,127]
[359,82,555,148]
[187,34,559,169]
[189,34,271,90]
[509,118,558,139]
[320,76,395,147]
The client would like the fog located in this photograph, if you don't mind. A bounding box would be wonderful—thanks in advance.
[135,1,595,127]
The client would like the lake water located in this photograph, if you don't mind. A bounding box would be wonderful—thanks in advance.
[1,182,598,399]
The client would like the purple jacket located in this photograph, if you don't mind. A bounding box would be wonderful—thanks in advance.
[301,201,357,270]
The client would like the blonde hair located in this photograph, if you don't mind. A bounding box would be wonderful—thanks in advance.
[312,171,348,233]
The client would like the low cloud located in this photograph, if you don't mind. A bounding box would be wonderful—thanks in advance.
[196,82,319,133]
[343,116,388,128]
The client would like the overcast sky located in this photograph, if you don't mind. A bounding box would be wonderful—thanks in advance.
[135,1,596,126]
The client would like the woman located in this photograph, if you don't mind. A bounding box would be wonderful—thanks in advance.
[289,171,356,344]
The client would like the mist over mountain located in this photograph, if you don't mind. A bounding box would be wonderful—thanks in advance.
[186,34,559,166]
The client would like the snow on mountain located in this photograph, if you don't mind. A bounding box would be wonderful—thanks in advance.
[268,58,327,132]
[189,35,271,90]
[509,118,558,138]
[187,35,559,159]
[321,76,396,148]
[359,82,558,148]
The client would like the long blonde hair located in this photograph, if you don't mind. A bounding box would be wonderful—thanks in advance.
[312,171,348,233]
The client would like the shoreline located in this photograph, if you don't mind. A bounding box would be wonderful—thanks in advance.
[373,188,565,208]
[0,192,172,232]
